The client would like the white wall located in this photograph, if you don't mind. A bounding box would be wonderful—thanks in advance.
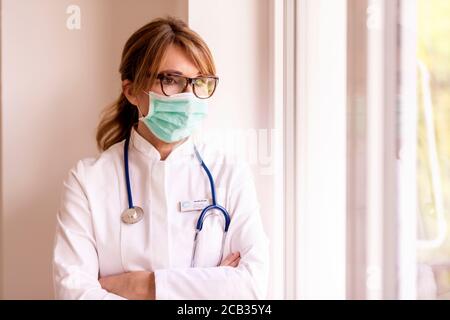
[0,0,188,299]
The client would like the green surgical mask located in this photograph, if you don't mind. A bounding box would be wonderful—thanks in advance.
[138,91,208,143]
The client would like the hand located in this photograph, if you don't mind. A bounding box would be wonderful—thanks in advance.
[220,252,241,267]
[99,271,155,300]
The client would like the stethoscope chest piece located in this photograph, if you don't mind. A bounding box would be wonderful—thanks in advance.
[121,206,144,224]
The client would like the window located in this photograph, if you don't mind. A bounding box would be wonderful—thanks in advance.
[416,0,450,300]
[286,0,450,299]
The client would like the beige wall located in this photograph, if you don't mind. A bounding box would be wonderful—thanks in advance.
[1,0,277,299]
[1,0,187,299]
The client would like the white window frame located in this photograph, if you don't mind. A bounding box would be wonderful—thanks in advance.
[282,0,348,300]
[346,0,417,300]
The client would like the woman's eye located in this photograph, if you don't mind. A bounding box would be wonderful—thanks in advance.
[162,77,176,85]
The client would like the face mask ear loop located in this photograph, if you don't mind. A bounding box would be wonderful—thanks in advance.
[134,102,146,122]
[136,90,150,120]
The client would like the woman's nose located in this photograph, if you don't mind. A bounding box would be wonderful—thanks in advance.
[182,84,193,93]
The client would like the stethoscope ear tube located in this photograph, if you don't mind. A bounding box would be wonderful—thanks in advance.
[124,134,134,209]
[191,145,232,267]
[191,226,228,268]
[196,205,231,232]
[191,203,231,267]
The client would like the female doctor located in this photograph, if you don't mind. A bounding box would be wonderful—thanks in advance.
[52,17,269,300]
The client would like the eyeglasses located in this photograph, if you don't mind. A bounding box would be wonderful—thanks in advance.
[156,73,219,99]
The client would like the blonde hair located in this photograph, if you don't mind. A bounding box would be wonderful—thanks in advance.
[96,16,216,151]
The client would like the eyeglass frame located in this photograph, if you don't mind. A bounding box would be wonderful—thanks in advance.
[155,72,219,99]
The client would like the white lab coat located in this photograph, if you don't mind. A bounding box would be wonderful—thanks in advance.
[52,127,269,300]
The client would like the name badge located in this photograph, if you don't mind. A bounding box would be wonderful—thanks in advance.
[179,199,210,212]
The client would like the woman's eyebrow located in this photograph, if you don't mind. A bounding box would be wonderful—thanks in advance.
[160,69,202,76]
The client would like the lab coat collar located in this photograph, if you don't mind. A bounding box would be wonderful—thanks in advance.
[130,127,195,161]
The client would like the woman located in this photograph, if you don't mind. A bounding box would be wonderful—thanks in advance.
[52,17,269,300]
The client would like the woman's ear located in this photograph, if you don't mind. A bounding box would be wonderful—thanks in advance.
[122,80,139,106]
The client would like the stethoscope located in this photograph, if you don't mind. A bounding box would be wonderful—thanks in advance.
[121,133,231,267]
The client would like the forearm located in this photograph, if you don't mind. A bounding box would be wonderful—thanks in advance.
[99,271,155,300]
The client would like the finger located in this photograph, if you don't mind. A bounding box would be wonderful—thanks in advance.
[99,277,110,290]
[98,274,120,292]
[221,252,237,265]
[222,254,241,267]
[228,253,241,264]
[229,257,241,268]
[220,252,239,266]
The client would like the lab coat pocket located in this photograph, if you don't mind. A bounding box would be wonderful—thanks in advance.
[120,200,152,272]
[194,188,229,267]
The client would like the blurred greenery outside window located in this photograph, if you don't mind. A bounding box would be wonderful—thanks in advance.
[417,0,450,299]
